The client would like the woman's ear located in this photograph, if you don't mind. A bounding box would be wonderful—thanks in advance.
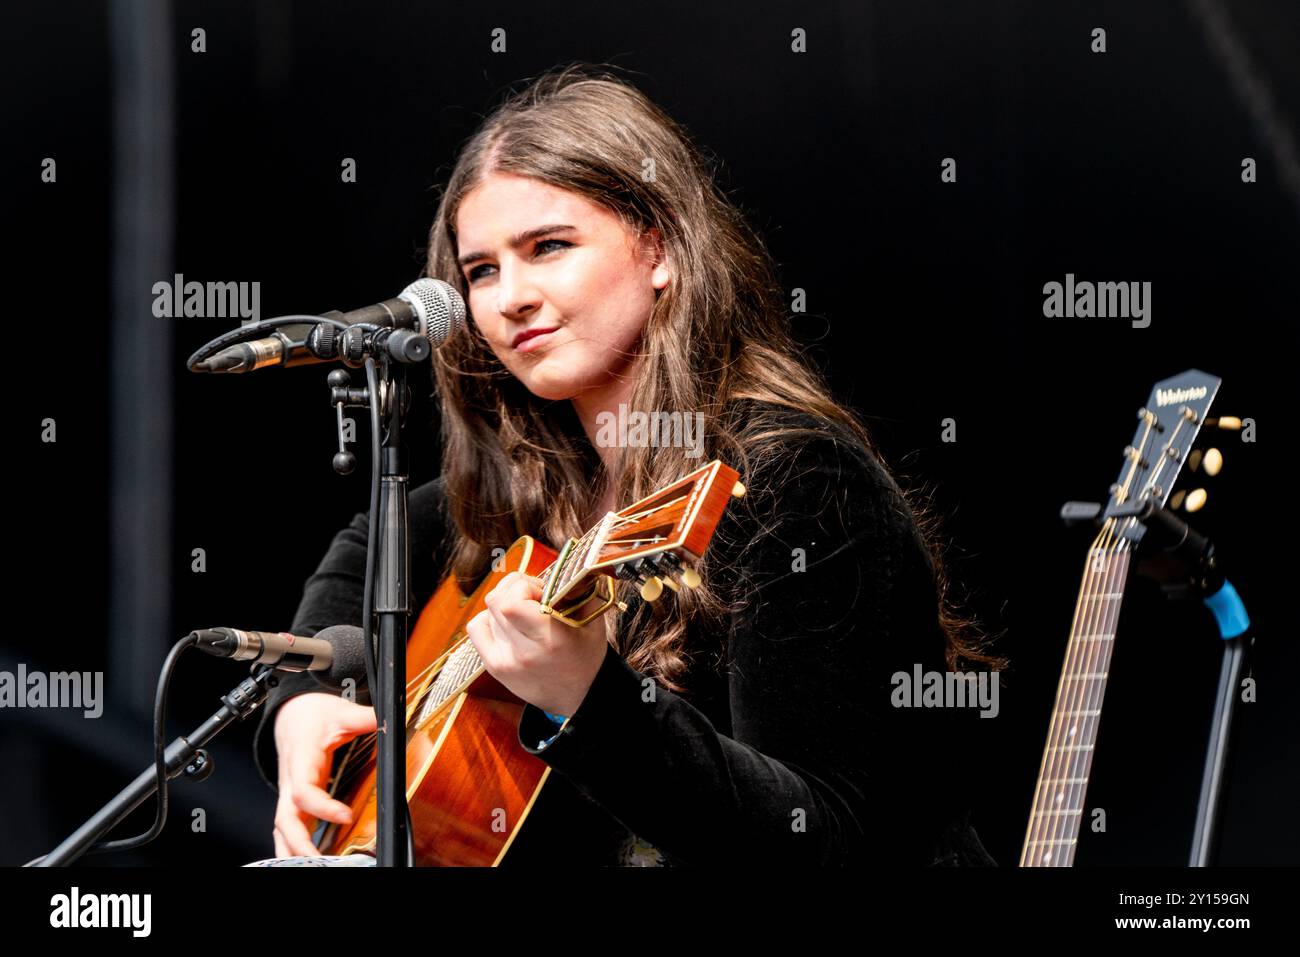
[641,227,671,293]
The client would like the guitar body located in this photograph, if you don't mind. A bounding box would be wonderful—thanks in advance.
[321,535,560,866]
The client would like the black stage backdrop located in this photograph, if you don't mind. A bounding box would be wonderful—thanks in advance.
[4,0,1297,871]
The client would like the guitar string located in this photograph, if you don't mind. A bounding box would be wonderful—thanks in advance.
[1022,520,1112,865]
[1055,410,1190,863]
[321,476,722,843]
[1058,529,1124,864]
[329,640,465,792]
[1046,414,1152,863]
[327,505,689,798]
[1029,404,1194,864]
[1025,448,1127,864]
[329,473,733,844]
[331,532,600,786]
[1038,513,1124,863]
[1024,412,1155,864]
[325,471,722,829]
[1020,522,1097,864]
[1060,408,1190,858]
[333,620,505,792]
[337,510,639,777]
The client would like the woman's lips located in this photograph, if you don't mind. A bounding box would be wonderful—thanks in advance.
[513,328,557,352]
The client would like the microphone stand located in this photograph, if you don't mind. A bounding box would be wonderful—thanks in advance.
[329,332,430,867]
[36,666,279,866]
[157,318,435,868]
[370,361,412,867]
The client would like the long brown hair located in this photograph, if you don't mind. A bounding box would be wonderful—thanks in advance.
[423,63,1003,690]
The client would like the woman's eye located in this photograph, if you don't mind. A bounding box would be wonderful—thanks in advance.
[466,240,570,284]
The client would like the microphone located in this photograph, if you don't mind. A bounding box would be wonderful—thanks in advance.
[190,625,365,682]
[195,279,466,373]
[307,625,369,695]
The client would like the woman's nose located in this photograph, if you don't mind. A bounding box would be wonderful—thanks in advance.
[495,263,542,320]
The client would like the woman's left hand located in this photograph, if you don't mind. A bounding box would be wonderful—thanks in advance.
[465,571,610,718]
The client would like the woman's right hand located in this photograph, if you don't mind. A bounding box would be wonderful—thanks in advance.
[272,692,378,857]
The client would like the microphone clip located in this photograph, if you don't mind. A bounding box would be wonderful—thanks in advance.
[310,314,431,368]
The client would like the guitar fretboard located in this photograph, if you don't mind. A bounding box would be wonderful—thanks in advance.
[1021,542,1131,867]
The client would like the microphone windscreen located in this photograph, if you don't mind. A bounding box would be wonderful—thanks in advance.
[310,625,368,694]
[401,278,466,346]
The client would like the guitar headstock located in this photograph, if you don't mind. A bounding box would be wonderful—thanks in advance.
[538,459,745,622]
[1102,369,1221,541]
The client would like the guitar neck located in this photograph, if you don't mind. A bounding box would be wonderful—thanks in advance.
[1021,539,1131,866]
[1020,369,1220,867]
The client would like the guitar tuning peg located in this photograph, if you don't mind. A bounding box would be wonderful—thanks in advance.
[1202,447,1223,477]
[660,576,681,593]
[640,576,664,602]
[732,481,746,498]
[1205,416,1242,431]
[1184,488,1208,513]
[1137,407,1165,432]
[657,551,701,587]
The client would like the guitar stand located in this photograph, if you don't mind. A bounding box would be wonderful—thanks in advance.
[1061,498,1253,866]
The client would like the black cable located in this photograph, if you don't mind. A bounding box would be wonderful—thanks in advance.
[23,634,198,864]
[406,803,416,866]
[25,329,397,866]
[86,634,198,854]
[362,357,381,701]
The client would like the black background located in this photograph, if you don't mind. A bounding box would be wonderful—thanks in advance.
[3,0,1297,869]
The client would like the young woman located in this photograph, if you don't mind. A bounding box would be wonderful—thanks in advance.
[251,64,1003,867]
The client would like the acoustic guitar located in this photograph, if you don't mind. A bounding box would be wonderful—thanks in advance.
[317,458,744,865]
[1021,369,1221,865]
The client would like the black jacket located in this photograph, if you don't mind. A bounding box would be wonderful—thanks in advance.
[252,405,997,866]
